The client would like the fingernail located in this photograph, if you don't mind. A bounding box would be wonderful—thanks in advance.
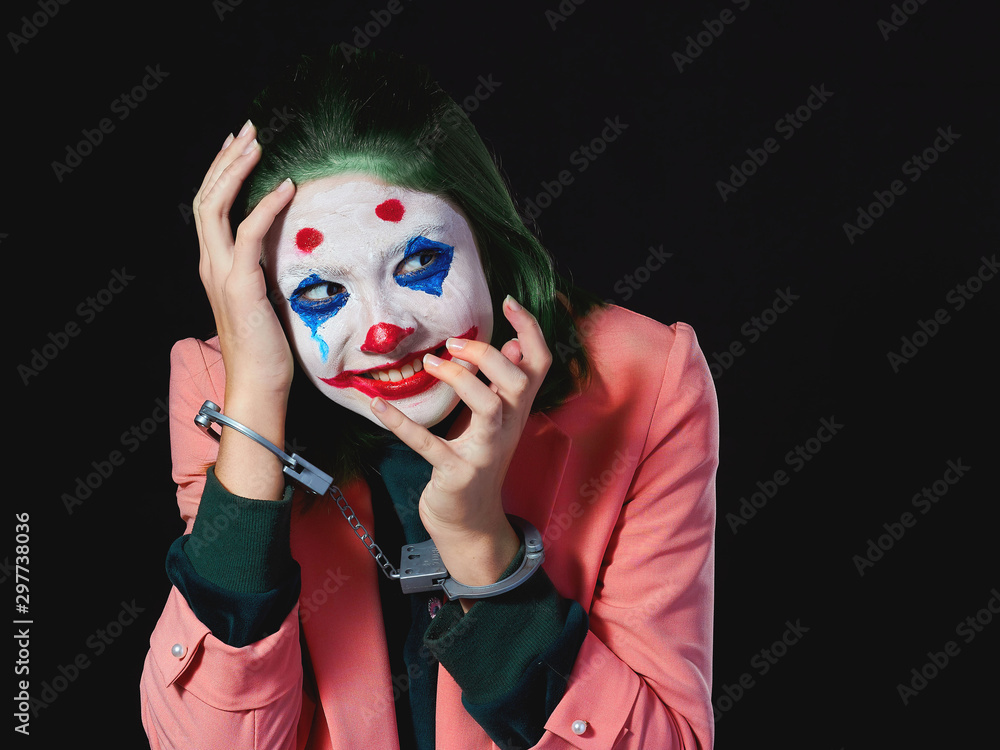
[238,119,253,137]
[221,132,235,149]
[242,138,259,155]
[445,337,465,351]
[371,397,387,414]
[424,353,443,367]
[277,177,293,193]
[505,294,522,312]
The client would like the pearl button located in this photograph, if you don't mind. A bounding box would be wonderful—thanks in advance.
[571,719,588,736]
[171,643,186,658]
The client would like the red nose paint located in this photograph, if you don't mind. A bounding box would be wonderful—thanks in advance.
[375,199,405,222]
[296,227,324,252]
[361,322,414,354]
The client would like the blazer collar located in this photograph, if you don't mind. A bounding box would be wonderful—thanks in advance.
[290,480,401,748]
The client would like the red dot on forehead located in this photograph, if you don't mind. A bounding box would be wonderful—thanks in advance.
[375,199,405,222]
[295,227,324,253]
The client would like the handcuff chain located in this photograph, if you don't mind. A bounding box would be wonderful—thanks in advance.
[327,483,400,581]
[194,400,543,597]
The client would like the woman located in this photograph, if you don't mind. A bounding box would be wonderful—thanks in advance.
[140,47,719,750]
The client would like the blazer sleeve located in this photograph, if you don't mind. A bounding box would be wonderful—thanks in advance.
[139,338,306,750]
[538,321,719,749]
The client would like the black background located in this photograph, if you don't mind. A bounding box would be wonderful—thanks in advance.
[6,0,997,747]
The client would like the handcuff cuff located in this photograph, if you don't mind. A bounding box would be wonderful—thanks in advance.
[194,400,544,600]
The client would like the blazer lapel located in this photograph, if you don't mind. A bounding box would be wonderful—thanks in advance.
[290,480,400,750]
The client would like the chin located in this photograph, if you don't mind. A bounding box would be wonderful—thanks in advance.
[320,378,461,430]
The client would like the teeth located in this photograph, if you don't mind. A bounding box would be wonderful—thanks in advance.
[366,355,428,383]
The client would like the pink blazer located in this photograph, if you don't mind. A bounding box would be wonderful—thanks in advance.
[140,305,719,749]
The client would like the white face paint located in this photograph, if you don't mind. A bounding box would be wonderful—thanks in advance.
[265,174,494,428]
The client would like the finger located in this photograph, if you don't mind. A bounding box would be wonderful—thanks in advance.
[232,178,296,275]
[422,354,506,427]
[193,131,235,246]
[196,131,236,205]
[202,120,257,200]
[195,133,234,210]
[499,338,522,365]
[195,124,255,230]
[443,338,530,407]
[491,339,520,393]
[199,138,263,259]
[502,295,552,377]
[369,397,455,466]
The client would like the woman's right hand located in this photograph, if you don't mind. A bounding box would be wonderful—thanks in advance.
[195,121,296,397]
[193,121,297,499]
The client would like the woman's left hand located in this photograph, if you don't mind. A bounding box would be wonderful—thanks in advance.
[369,295,552,597]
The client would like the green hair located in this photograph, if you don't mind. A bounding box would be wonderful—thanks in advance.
[244,47,602,483]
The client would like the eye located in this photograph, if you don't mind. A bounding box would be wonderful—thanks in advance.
[396,250,439,277]
[288,274,349,364]
[298,280,346,302]
[289,273,349,316]
[393,236,455,297]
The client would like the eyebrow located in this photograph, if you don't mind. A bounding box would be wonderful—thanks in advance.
[276,224,448,287]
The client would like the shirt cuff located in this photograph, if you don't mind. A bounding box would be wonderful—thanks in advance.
[183,465,295,593]
[424,528,588,704]
[166,534,301,648]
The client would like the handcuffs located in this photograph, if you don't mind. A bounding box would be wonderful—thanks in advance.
[195,400,544,599]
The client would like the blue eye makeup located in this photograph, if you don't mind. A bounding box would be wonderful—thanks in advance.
[394,236,454,296]
[289,272,349,361]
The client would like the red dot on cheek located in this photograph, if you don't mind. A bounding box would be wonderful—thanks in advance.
[296,227,324,253]
[375,199,405,222]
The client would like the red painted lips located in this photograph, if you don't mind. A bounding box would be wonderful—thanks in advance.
[321,326,478,400]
